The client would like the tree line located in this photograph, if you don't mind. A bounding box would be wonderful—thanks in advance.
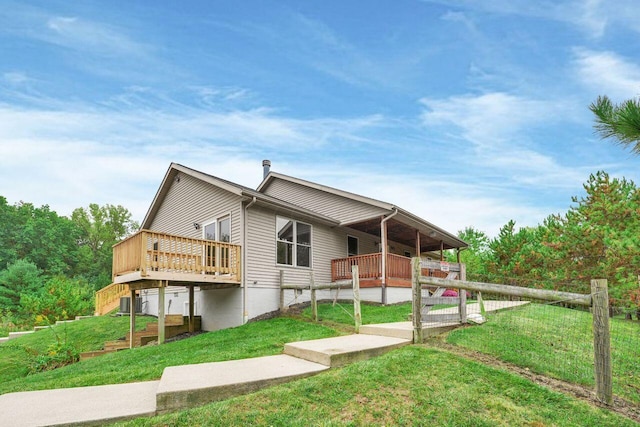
[0,198,138,328]
[454,170,640,313]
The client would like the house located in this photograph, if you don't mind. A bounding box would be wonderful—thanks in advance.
[97,161,467,339]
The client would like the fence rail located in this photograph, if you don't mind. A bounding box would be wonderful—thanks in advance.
[409,257,612,405]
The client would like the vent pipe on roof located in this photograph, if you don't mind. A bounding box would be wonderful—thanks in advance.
[262,160,271,179]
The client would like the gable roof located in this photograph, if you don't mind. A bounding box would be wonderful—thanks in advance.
[140,163,339,230]
[257,171,468,250]
[141,163,467,251]
[257,171,394,211]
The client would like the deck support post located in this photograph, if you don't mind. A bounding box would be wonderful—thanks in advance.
[129,288,136,349]
[188,285,195,334]
[158,281,166,345]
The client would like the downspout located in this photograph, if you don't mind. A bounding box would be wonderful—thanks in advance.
[242,196,257,324]
[380,208,399,305]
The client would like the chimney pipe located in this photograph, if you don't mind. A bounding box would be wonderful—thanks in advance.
[262,160,271,179]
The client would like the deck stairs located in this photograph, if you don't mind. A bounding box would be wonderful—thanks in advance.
[94,283,130,316]
[80,315,201,361]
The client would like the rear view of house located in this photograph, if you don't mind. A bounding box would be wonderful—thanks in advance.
[96,161,467,338]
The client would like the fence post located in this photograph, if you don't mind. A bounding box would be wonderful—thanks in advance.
[591,279,613,405]
[352,265,361,333]
[310,271,317,322]
[412,257,423,344]
[459,286,467,323]
[279,270,287,312]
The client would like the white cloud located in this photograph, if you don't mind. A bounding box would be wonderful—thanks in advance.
[419,92,587,191]
[43,15,152,58]
[0,98,389,221]
[420,92,558,147]
[428,0,612,37]
[573,48,640,100]
[2,72,31,85]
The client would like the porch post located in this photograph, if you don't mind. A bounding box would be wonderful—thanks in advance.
[188,285,195,333]
[158,281,166,344]
[129,288,136,349]
[415,230,421,257]
[440,240,444,261]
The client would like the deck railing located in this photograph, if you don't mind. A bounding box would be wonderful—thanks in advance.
[331,253,412,282]
[331,253,462,283]
[113,230,241,281]
[95,282,129,315]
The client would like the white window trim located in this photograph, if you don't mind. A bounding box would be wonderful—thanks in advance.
[202,213,232,242]
[275,216,313,269]
[202,214,232,274]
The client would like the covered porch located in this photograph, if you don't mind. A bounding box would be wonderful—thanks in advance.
[335,211,467,301]
[331,253,465,287]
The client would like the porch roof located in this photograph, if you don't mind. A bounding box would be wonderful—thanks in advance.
[343,209,467,252]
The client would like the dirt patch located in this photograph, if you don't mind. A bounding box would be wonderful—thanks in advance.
[425,336,640,423]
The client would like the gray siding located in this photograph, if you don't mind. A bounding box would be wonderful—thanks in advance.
[262,178,388,224]
[149,172,243,245]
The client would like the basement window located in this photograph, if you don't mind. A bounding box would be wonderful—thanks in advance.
[276,216,312,268]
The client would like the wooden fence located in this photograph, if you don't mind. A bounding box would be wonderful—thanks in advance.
[280,266,362,333]
[409,258,612,405]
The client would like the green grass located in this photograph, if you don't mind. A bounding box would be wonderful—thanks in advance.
[0,317,340,394]
[113,346,636,427]
[303,301,414,325]
[0,315,156,386]
[446,303,640,404]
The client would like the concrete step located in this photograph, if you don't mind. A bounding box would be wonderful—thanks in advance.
[0,381,158,426]
[359,321,459,341]
[283,334,411,368]
[156,355,328,414]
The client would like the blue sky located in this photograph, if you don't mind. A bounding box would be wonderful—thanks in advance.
[1,0,639,236]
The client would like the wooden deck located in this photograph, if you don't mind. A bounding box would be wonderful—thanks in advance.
[112,230,242,286]
[331,253,462,288]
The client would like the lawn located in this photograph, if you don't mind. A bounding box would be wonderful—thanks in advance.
[445,303,640,404]
[2,303,638,425]
[302,301,413,325]
[304,302,640,405]
[0,315,156,386]
[113,346,637,427]
[0,317,340,394]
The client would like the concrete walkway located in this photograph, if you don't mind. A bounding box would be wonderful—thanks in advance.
[0,300,528,426]
[0,381,158,426]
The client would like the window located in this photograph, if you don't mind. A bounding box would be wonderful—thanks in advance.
[203,216,231,242]
[203,215,231,271]
[347,236,358,257]
[277,216,312,267]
